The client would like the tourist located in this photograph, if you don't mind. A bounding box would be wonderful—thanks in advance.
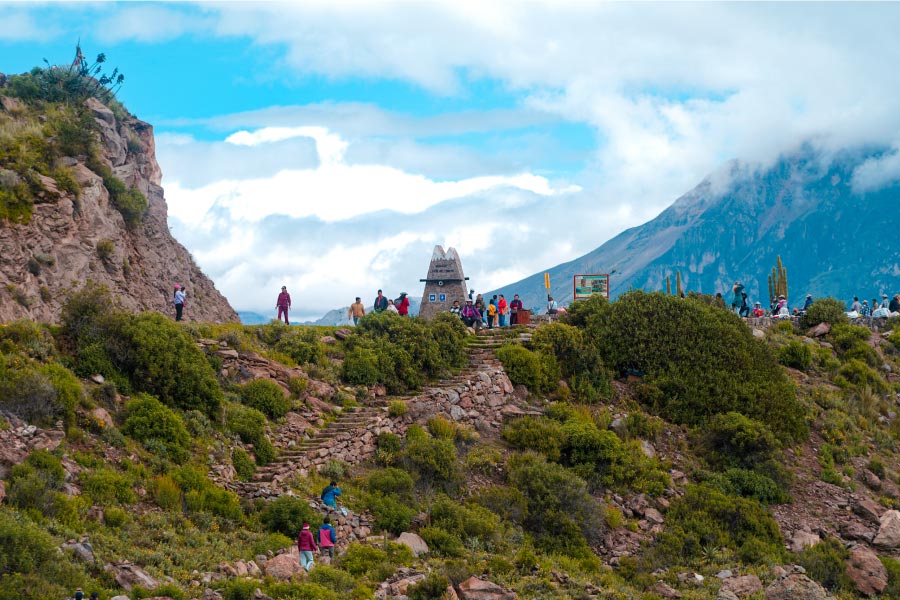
[850,296,861,313]
[509,294,523,325]
[498,294,508,327]
[373,289,388,313]
[348,297,366,325]
[276,286,292,324]
[469,289,475,301]
[486,298,497,329]
[861,300,871,317]
[460,299,482,331]
[739,292,750,317]
[490,295,499,328]
[297,523,318,572]
[881,294,890,310]
[449,299,461,317]
[318,517,337,560]
[775,295,787,316]
[396,292,410,316]
[173,284,186,322]
[547,296,559,315]
[891,294,900,313]
[74,590,84,600]
[321,481,342,509]
[803,294,814,311]
[386,299,399,314]
[90,594,99,600]
[731,281,745,313]
[752,302,765,318]
[475,294,486,325]
[873,298,880,311]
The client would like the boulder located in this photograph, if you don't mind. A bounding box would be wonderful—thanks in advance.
[853,498,884,523]
[201,590,223,600]
[457,576,517,600]
[790,529,821,553]
[808,323,831,337]
[648,581,681,598]
[874,510,900,548]
[677,572,704,587]
[765,573,834,600]
[720,575,763,597]
[111,596,131,600]
[334,328,352,341]
[717,591,740,600]
[396,532,429,557]
[62,540,95,563]
[846,545,888,596]
[264,553,302,580]
[104,562,159,591]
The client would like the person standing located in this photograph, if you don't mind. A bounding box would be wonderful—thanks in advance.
[348,297,366,325]
[891,294,900,314]
[297,523,318,572]
[498,294,508,327]
[173,284,186,322]
[547,296,559,315]
[373,289,388,313]
[731,281,744,313]
[276,286,292,324]
[804,294,814,311]
[509,294,523,325]
[850,296,861,313]
[321,480,342,509]
[861,300,871,317]
[386,299,399,314]
[739,292,750,317]
[396,292,410,316]
[318,517,337,560]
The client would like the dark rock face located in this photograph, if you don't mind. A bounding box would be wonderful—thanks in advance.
[0,92,237,323]
[495,147,900,311]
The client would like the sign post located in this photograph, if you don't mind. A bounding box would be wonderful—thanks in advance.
[544,272,551,300]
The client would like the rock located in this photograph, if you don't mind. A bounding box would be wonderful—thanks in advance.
[111,596,131,600]
[863,470,882,490]
[875,510,900,548]
[104,562,159,591]
[720,575,763,597]
[677,572,704,587]
[808,323,831,337]
[771,565,788,578]
[840,521,875,542]
[457,576,517,600]
[334,328,352,341]
[765,573,834,600]
[0,480,5,504]
[91,373,106,384]
[640,440,657,458]
[854,498,885,523]
[396,532,429,557]
[717,591,740,600]
[233,559,249,576]
[445,585,461,600]
[320,336,337,345]
[246,560,262,576]
[264,553,302,580]
[643,507,664,524]
[62,540,95,563]
[648,581,681,598]
[790,529,821,553]
[201,590,223,600]
[752,328,766,339]
[846,545,888,596]
[715,570,733,579]
[90,407,114,428]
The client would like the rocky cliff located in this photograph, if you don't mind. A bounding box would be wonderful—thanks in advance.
[0,87,237,323]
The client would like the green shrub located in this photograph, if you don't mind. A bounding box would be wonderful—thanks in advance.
[251,532,294,556]
[0,509,56,574]
[568,290,806,442]
[366,493,416,534]
[836,359,888,393]
[274,327,325,366]
[308,564,358,594]
[778,340,813,371]
[879,556,900,598]
[430,495,502,550]
[501,417,565,461]
[232,448,256,481]
[698,412,782,471]
[471,485,528,524]
[408,574,451,600]
[6,450,66,517]
[403,436,460,489]
[796,537,851,592]
[426,416,457,440]
[531,322,612,401]
[648,484,785,567]
[122,393,191,462]
[134,583,185,600]
[0,320,58,360]
[226,404,275,465]
[388,400,408,417]
[80,468,135,506]
[0,360,81,429]
[368,468,414,502]
[103,506,127,527]
[260,495,321,537]
[495,344,554,393]
[704,468,791,504]
[341,542,413,579]
[150,475,182,511]
[184,486,243,521]
[240,379,290,420]
[801,298,849,330]
[105,176,147,227]
[418,526,462,557]
[342,346,380,386]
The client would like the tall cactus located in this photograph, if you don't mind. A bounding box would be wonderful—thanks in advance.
[666,276,671,295]
[676,271,683,296]
[767,256,788,302]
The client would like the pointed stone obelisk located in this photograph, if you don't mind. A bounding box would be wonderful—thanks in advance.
[418,246,469,319]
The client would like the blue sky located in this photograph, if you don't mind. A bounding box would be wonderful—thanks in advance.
[3,2,900,320]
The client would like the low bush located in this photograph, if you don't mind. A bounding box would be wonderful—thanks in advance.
[698,412,782,471]
[226,404,275,465]
[341,542,413,579]
[308,564,358,595]
[471,485,528,525]
[778,340,813,371]
[704,468,791,504]
[367,467,414,502]
[430,495,502,550]
[232,448,256,481]
[501,417,565,461]
[418,526,463,557]
[79,467,135,506]
[801,298,849,330]
[387,400,408,417]
[796,537,851,592]
[836,359,889,393]
[495,344,556,393]
[366,493,416,535]
[6,450,66,517]
[408,574,451,600]
[342,346,380,386]
[240,379,290,420]
[103,506,127,527]
[122,393,192,462]
[151,475,182,511]
[260,495,321,537]
[403,435,460,490]
[0,509,56,575]
[426,416,457,440]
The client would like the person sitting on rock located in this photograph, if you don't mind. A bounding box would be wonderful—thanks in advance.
[460,299,482,331]
[752,302,765,318]
[449,300,461,317]
[321,481,342,509]
[385,299,399,314]
[297,523,318,572]
[319,516,337,560]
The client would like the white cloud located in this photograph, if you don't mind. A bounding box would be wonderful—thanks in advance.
[852,148,900,193]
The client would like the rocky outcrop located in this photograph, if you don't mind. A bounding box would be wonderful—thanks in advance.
[457,576,517,600]
[846,545,888,596]
[874,510,900,548]
[0,415,65,478]
[765,569,835,600]
[0,90,236,323]
[396,532,429,557]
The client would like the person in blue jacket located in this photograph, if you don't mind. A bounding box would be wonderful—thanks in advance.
[321,481,342,508]
[318,516,337,559]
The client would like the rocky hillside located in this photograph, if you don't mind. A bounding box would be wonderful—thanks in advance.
[0,72,236,323]
[495,147,900,311]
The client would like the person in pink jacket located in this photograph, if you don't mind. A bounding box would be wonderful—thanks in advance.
[297,523,318,571]
[276,286,292,324]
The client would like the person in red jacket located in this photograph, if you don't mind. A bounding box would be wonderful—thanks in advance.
[297,523,318,571]
[276,286,292,324]
[509,294,523,325]
[498,294,508,327]
[396,292,410,316]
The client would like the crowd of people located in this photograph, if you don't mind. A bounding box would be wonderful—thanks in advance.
[724,280,900,320]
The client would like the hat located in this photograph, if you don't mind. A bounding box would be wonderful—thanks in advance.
[755,302,761,305]
[174,284,181,290]
[864,300,869,303]
[466,299,472,303]
[302,523,310,529]
[282,286,287,290]
[779,295,785,299]
[399,292,407,296]
[883,294,889,298]
[806,294,812,298]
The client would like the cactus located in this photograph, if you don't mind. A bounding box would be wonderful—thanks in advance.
[676,271,683,296]
[768,256,788,302]
[666,276,671,295]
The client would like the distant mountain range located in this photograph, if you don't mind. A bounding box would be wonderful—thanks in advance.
[493,147,900,312]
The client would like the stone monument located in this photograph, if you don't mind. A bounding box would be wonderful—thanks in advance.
[418,246,469,319]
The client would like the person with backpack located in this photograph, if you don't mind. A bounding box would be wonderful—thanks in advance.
[318,517,337,560]
[321,481,342,509]
[486,298,497,329]
[396,292,410,316]
[731,281,744,313]
[297,523,318,571]
[373,289,389,313]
